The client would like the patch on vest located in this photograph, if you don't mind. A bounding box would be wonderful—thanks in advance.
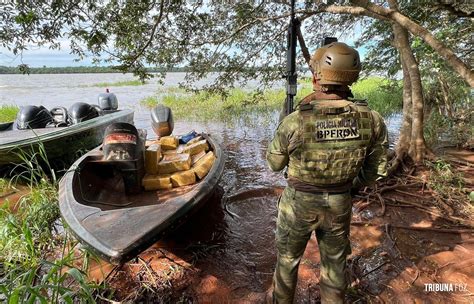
[314,118,360,141]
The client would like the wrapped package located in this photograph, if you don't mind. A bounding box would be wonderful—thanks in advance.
[186,136,203,146]
[142,174,172,190]
[159,136,179,150]
[193,151,216,179]
[191,150,206,165]
[182,140,209,156]
[157,153,191,174]
[144,144,161,174]
[170,170,196,187]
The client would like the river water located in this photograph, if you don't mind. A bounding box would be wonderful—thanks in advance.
[0,73,402,301]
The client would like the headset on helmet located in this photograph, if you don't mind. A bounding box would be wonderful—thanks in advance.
[310,42,361,86]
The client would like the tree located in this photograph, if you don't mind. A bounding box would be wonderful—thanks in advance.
[348,0,472,164]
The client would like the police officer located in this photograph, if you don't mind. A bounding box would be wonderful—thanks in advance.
[266,42,388,303]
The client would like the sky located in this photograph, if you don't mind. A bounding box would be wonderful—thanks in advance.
[0,43,95,67]
[0,21,365,68]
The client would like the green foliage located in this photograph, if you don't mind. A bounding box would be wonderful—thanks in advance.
[0,178,8,194]
[83,79,147,88]
[0,1,349,88]
[424,108,473,147]
[0,143,103,302]
[12,139,57,187]
[428,160,464,191]
[0,183,58,265]
[357,0,471,139]
[141,87,287,122]
[351,78,403,116]
[0,105,19,123]
[426,159,470,206]
[141,77,400,122]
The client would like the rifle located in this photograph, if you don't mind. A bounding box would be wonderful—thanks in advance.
[279,0,299,122]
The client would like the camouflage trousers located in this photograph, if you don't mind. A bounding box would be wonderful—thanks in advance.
[272,186,352,304]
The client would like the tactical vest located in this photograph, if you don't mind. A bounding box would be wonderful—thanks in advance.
[287,99,374,187]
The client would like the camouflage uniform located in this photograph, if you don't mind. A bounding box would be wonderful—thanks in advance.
[267,92,388,303]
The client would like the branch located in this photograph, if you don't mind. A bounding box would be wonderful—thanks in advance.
[320,4,389,21]
[349,0,474,86]
[124,0,165,67]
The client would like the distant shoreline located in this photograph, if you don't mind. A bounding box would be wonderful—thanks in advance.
[0,66,191,74]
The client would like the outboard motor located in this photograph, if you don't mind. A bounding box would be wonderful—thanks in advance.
[68,102,100,124]
[151,104,174,137]
[49,107,69,127]
[102,123,145,194]
[98,89,118,111]
[14,105,53,130]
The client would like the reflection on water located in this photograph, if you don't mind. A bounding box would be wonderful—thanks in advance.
[0,73,403,299]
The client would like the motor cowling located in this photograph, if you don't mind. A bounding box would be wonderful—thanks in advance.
[151,104,174,137]
[98,89,118,111]
[49,107,69,127]
[68,102,100,124]
[102,123,145,194]
[15,105,53,130]
[102,123,140,161]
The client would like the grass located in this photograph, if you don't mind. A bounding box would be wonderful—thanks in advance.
[140,77,402,122]
[0,104,19,123]
[0,142,103,303]
[141,87,287,121]
[83,79,146,88]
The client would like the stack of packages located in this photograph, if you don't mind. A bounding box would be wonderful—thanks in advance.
[142,134,216,191]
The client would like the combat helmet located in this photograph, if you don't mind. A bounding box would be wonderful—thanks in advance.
[310,42,361,86]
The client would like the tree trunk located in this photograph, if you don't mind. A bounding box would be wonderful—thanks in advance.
[389,51,413,174]
[386,0,428,165]
[392,25,427,164]
[398,55,413,156]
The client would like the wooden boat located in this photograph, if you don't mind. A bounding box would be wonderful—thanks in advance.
[0,109,134,168]
[59,134,225,264]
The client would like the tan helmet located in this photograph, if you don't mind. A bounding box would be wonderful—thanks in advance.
[310,42,361,86]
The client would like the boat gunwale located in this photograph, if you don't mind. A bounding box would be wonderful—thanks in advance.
[0,109,134,150]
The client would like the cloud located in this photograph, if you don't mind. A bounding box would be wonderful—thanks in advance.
[0,38,94,67]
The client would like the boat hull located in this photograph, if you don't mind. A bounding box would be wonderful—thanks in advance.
[0,109,134,167]
[59,134,225,264]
